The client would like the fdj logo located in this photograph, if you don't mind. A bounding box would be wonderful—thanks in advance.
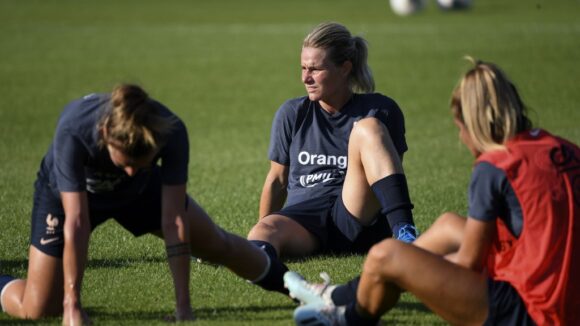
[45,214,59,235]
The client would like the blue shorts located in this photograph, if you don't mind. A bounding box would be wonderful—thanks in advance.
[484,279,536,326]
[275,194,391,254]
[30,171,166,258]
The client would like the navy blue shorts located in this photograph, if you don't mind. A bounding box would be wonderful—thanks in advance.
[30,172,165,258]
[484,279,536,326]
[275,194,391,254]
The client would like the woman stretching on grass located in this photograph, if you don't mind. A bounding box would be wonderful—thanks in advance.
[286,58,580,325]
[247,21,417,294]
[0,84,279,325]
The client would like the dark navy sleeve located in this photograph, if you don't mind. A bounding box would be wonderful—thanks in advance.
[157,106,189,185]
[267,99,297,166]
[383,102,408,155]
[372,95,408,156]
[53,125,89,192]
[468,162,507,222]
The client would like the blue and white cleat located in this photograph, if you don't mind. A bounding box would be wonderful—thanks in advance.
[396,224,418,243]
[284,271,336,306]
[293,303,346,326]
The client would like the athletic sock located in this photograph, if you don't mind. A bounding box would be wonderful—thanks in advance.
[248,240,289,295]
[0,275,16,312]
[371,174,416,240]
[345,301,380,326]
[331,276,360,306]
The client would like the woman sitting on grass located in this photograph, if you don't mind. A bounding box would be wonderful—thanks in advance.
[247,21,417,295]
[286,58,580,326]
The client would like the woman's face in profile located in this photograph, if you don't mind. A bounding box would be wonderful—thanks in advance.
[453,117,480,157]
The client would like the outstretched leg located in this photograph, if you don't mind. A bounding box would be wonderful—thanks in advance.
[186,197,306,294]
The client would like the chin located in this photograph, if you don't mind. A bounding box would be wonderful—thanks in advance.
[307,94,320,102]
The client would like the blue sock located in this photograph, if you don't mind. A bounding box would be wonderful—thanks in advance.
[345,301,380,326]
[371,174,416,241]
[249,240,289,295]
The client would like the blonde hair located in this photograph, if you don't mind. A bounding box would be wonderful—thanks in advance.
[303,22,375,93]
[451,57,532,153]
[98,84,175,158]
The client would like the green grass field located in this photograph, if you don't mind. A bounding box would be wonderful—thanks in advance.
[0,0,578,324]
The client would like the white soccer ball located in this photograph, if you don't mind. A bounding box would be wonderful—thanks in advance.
[389,0,426,16]
[437,0,472,10]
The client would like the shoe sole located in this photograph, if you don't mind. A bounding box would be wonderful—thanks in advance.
[284,272,325,305]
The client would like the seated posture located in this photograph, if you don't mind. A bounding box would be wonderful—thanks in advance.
[0,84,277,325]
[287,58,580,326]
[247,21,417,294]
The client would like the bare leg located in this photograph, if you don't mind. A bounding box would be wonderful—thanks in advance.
[1,246,63,319]
[184,197,280,280]
[341,117,405,223]
[247,214,319,258]
[414,212,466,255]
[357,239,488,325]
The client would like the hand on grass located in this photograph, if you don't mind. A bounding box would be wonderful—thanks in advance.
[163,306,195,323]
[62,300,91,326]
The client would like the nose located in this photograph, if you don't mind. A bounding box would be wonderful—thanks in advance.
[302,70,312,84]
[124,166,137,176]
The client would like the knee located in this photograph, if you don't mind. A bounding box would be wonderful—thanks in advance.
[363,239,402,275]
[433,212,465,235]
[247,217,281,240]
[350,117,384,142]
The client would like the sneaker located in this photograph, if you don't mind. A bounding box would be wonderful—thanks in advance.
[284,271,336,306]
[396,224,418,243]
[293,303,346,326]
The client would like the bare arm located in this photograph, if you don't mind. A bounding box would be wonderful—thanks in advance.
[258,161,289,220]
[61,191,91,326]
[452,217,495,271]
[161,184,193,321]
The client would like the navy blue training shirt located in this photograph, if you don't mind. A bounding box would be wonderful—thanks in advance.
[39,93,189,203]
[268,93,408,207]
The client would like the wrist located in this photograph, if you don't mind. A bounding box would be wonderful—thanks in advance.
[166,242,191,258]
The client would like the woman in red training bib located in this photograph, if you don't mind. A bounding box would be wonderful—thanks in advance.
[289,58,580,326]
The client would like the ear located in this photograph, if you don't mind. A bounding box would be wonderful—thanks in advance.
[340,60,353,77]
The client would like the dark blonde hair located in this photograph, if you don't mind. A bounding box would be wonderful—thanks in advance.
[451,57,532,152]
[303,22,375,93]
[98,84,175,158]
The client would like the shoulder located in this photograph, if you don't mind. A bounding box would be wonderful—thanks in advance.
[470,161,511,199]
[472,161,505,181]
[273,96,310,121]
[355,93,403,120]
[357,93,400,110]
[56,93,109,133]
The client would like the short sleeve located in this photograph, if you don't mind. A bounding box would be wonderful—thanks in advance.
[467,161,507,221]
[53,127,89,192]
[370,95,408,156]
[383,102,408,155]
[159,119,189,185]
[267,100,297,165]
